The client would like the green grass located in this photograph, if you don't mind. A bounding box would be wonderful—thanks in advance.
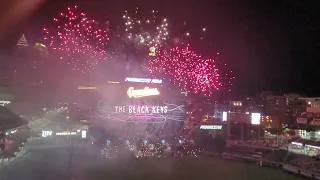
[86,156,305,180]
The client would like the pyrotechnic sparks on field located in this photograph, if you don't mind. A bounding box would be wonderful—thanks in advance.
[101,143,118,159]
[148,45,223,96]
[43,5,109,73]
[134,143,163,158]
[99,138,202,159]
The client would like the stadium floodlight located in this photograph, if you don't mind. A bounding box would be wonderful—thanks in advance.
[222,111,227,121]
[143,139,148,144]
[251,113,261,125]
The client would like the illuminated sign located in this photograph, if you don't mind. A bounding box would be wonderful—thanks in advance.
[81,130,87,138]
[78,86,98,90]
[0,100,10,106]
[200,125,222,130]
[108,81,120,84]
[115,105,168,114]
[98,101,185,123]
[56,132,76,136]
[125,77,162,84]
[251,113,261,125]
[149,47,156,56]
[42,130,52,137]
[127,87,160,98]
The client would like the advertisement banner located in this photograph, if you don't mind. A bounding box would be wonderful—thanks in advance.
[97,100,185,137]
[127,87,160,98]
[98,101,185,123]
[199,125,222,130]
[125,77,162,84]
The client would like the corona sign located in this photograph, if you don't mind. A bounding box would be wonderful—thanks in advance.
[127,87,160,98]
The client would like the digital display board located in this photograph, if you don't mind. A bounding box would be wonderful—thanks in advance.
[251,113,261,125]
[97,99,185,138]
[98,101,184,123]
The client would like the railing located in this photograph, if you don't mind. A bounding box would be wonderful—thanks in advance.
[221,152,320,179]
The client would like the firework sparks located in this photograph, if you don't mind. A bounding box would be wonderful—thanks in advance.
[148,45,223,96]
[43,5,109,73]
[122,8,169,48]
[101,143,118,159]
[98,137,202,159]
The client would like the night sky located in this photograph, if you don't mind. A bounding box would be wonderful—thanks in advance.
[0,0,319,96]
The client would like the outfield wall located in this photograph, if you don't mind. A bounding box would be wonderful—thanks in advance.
[221,152,320,179]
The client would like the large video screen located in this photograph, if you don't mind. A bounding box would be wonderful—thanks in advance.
[97,99,185,139]
[98,101,185,122]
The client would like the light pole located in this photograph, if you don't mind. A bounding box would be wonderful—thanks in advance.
[258,124,261,142]
[241,123,244,141]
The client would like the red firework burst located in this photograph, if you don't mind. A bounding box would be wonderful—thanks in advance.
[148,45,224,96]
[43,5,109,73]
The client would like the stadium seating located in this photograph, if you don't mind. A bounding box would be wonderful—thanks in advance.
[266,149,288,162]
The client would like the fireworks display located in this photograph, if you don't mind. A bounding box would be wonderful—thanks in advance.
[40,5,233,95]
[122,8,169,48]
[43,5,109,73]
[148,45,222,96]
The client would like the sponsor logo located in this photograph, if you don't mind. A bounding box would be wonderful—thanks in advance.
[125,77,162,84]
[127,87,160,98]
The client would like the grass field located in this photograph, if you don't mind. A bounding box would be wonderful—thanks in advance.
[87,156,305,180]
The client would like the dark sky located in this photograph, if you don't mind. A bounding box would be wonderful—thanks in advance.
[1,0,320,96]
